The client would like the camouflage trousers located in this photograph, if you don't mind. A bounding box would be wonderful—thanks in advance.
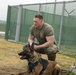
[35,44,59,61]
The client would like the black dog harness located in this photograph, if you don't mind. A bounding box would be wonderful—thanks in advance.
[28,58,48,75]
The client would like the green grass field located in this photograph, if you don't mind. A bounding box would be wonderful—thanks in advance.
[0,24,6,31]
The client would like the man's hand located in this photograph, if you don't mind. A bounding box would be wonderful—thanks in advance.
[28,35,35,46]
[34,45,39,50]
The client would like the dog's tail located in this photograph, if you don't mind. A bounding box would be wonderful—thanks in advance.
[51,64,61,75]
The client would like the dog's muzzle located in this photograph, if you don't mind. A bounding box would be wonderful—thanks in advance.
[18,52,31,60]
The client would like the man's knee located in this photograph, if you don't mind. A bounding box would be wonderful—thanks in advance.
[45,45,59,61]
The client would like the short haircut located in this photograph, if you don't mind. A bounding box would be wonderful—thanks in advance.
[34,14,43,19]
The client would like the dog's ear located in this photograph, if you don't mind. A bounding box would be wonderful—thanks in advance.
[31,42,34,48]
[29,42,34,52]
[28,43,30,47]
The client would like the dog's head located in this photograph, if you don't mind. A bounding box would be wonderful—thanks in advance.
[18,43,34,60]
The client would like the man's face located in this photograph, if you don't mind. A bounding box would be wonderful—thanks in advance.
[33,18,42,28]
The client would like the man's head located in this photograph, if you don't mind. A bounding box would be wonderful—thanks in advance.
[33,14,43,28]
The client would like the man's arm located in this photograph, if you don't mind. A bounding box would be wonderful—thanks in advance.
[34,35,55,50]
[28,35,35,46]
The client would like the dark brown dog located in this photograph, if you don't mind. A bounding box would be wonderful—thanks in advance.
[18,43,61,75]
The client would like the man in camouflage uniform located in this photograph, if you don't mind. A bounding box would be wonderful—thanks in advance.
[28,14,59,61]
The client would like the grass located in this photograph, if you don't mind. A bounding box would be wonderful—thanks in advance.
[59,52,76,59]
[0,24,5,31]
[0,38,76,75]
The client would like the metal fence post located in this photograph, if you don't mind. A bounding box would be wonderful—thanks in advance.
[15,5,22,42]
[58,2,65,50]
[53,1,56,25]
[38,3,41,14]
[5,5,11,40]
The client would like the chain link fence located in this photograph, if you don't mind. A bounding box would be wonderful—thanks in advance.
[5,1,76,54]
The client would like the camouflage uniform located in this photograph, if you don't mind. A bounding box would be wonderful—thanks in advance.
[29,23,59,61]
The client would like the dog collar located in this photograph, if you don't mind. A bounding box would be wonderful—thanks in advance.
[28,54,39,63]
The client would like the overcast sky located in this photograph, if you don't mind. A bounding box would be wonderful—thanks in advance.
[0,0,73,21]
